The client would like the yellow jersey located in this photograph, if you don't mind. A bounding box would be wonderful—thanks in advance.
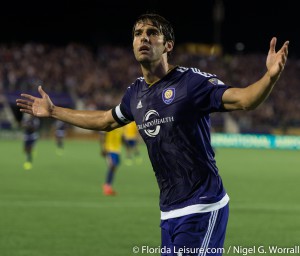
[123,122,138,140]
[103,127,123,153]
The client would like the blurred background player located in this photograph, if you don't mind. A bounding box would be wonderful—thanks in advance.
[21,113,40,170]
[122,121,142,166]
[54,120,67,156]
[99,127,124,196]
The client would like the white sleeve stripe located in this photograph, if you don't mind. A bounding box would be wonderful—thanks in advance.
[115,104,130,124]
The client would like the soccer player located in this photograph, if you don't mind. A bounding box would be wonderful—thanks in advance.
[21,113,40,170]
[122,121,142,165]
[54,120,67,156]
[16,13,289,256]
[99,127,123,196]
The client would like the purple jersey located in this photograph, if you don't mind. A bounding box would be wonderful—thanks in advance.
[112,66,231,212]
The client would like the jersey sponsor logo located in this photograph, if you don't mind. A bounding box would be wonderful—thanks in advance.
[143,110,160,137]
[162,88,175,104]
[208,78,225,85]
[137,110,174,137]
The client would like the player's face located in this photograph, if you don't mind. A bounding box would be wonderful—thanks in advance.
[133,20,167,64]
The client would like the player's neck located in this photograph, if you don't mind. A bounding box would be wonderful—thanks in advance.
[141,62,174,85]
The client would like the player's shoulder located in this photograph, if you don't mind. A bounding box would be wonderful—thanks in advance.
[175,66,217,79]
[174,66,227,88]
[123,77,145,96]
[129,77,144,88]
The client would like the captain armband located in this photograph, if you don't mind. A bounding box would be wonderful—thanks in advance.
[112,104,131,125]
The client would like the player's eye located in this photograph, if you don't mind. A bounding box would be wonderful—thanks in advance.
[134,31,142,37]
[148,30,159,36]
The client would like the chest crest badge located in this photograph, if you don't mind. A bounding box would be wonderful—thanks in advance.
[162,88,175,104]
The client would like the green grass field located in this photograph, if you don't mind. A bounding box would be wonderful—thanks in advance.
[0,139,299,256]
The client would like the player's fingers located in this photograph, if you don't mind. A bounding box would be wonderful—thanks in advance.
[20,109,33,115]
[282,41,289,55]
[38,86,46,97]
[269,37,276,54]
[16,99,33,106]
[20,94,36,101]
[276,41,289,56]
[16,103,32,110]
[16,102,32,109]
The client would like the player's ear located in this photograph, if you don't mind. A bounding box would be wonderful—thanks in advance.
[164,40,174,54]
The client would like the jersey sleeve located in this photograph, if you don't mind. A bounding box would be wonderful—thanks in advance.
[112,86,134,126]
[187,72,231,113]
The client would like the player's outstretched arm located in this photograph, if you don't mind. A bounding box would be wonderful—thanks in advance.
[222,37,289,111]
[16,86,121,131]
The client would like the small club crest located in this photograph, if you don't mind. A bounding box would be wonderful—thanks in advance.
[162,88,175,104]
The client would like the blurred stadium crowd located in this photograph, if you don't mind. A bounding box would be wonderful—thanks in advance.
[0,42,299,135]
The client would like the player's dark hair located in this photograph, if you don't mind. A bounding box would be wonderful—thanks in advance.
[132,13,175,45]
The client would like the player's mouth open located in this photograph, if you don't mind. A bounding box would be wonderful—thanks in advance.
[139,45,150,52]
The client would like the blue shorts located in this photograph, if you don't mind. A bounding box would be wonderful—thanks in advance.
[107,152,120,166]
[125,139,137,147]
[160,204,229,256]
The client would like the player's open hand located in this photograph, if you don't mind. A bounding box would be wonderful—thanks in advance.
[266,37,289,81]
[16,86,54,117]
